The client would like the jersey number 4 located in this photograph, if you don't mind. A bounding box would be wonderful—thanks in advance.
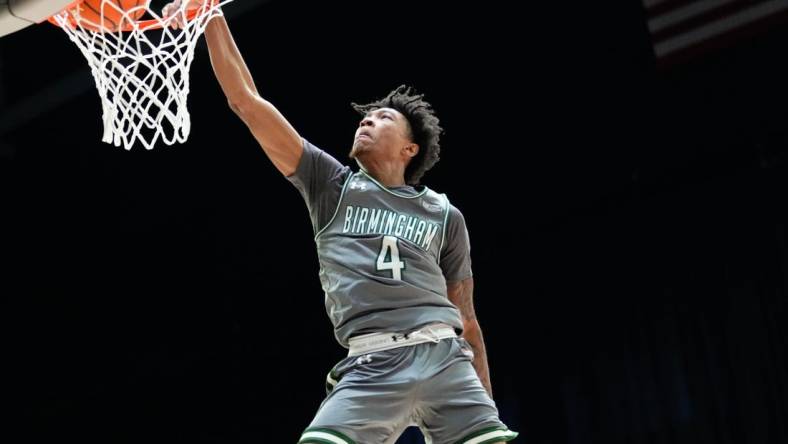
[377,235,405,280]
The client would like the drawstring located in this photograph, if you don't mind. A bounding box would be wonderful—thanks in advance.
[405,329,442,344]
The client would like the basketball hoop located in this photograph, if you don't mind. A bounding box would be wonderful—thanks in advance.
[48,0,231,150]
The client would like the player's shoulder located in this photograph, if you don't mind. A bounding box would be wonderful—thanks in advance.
[447,203,465,223]
[304,139,342,165]
[303,138,353,178]
[419,186,463,218]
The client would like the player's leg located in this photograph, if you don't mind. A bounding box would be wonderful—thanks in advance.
[414,338,518,444]
[298,350,417,444]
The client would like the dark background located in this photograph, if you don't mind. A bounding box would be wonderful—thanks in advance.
[2,1,787,443]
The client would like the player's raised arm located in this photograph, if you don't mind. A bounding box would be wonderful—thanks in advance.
[163,0,302,176]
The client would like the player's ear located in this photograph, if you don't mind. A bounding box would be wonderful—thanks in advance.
[403,143,419,159]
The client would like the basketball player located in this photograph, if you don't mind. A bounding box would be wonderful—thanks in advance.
[164,2,518,443]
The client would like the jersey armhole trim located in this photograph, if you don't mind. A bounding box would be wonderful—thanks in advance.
[437,193,450,263]
[314,172,356,241]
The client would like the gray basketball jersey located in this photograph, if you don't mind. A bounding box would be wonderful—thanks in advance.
[315,170,463,348]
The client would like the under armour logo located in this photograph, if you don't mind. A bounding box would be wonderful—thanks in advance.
[355,354,373,365]
[349,180,367,191]
[391,333,410,342]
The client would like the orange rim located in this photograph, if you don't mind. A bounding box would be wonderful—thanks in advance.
[47,0,216,32]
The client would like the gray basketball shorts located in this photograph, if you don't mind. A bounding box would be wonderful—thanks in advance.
[297,337,518,444]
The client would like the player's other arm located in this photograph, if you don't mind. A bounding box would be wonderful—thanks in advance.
[163,1,302,176]
[447,277,494,399]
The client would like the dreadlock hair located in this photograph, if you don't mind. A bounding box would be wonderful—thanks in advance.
[351,85,443,186]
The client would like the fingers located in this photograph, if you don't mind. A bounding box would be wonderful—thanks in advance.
[162,0,179,17]
[162,0,185,29]
[164,0,213,30]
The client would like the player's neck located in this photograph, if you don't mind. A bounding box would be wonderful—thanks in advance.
[357,160,407,188]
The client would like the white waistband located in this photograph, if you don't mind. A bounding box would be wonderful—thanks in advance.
[347,323,458,357]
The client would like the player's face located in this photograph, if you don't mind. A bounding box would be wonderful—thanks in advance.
[350,107,413,163]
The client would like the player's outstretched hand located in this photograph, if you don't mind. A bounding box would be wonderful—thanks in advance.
[162,0,210,29]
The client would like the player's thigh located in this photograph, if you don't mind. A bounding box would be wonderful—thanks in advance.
[301,353,415,444]
[417,339,518,444]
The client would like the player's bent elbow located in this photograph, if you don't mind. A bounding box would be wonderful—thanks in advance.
[227,98,242,116]
[227,91,257,118]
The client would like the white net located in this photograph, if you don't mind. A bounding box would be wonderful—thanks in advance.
[51,1,230,150]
